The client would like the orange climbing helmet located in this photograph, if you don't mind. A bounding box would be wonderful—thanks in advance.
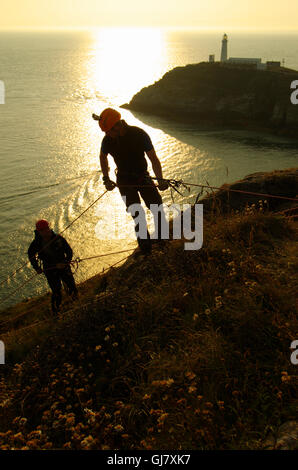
[36,219,50,231]
[97,108,121,133]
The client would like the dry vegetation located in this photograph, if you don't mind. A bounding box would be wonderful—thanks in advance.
[0,189,297,450]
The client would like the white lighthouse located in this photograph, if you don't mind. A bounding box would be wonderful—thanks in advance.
[221,33,228,62]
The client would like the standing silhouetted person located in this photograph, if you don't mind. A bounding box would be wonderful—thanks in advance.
[28,219,78,314]
[94,108,168,255]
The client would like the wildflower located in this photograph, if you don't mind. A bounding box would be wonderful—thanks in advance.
[281,373,291,383]
[105,326,110,332]
[95,345,102,351]
[30,430,42,437]
[104,335,110,341]
[185,371,196,380]
[26,439,39,448]
[188,386,197,393]
[43,442,53,449]
[177,398,186,405]
[81,435,95,448]
[205,308,211,315]
[66,416,75,426]
[114,424,124,432]
[193,313,198,321]
[152,378,174,387]
[165,378,174,386]
[150,409,163,415]
[121,434,129,439]
[157,413,168,423]
[112,342,118,348]
[143,394,151,400]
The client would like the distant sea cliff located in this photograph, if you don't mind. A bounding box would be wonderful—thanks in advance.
[122,62,298,137]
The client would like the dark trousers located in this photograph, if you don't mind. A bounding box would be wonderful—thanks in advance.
[117,174,166,253]
[44,265,77,312]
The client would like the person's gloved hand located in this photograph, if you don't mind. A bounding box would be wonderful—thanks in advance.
[103,176,116,191]
[158,179,169,191]
[36,267,43,274]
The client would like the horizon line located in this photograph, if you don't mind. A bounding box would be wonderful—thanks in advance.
[0,25,298,34]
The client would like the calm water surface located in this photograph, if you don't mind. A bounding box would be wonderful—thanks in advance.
[0,29,297,307]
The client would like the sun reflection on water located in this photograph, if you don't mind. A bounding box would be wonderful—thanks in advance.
[89,27,168,105]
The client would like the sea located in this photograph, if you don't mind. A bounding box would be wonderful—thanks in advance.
[0,28,298,308]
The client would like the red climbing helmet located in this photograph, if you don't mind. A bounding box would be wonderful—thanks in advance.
[36,219,50,231]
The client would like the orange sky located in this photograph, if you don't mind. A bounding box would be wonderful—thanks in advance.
[1,0,298,30]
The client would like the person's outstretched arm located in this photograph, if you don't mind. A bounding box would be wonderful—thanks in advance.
[61,236,73,263]
[28,240,40,271]
[100,151,116,190]
[99,151,109,178]
[146,149,168,190]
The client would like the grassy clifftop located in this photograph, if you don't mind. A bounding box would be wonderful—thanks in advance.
[0,169,297,450]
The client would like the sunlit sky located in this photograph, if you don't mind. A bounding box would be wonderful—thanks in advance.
[1,0,298,31]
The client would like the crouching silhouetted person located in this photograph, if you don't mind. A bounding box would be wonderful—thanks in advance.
[28,219,78,314]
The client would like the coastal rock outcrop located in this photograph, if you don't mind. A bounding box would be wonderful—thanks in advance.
[122,63,298,136]
[200,167,298,213]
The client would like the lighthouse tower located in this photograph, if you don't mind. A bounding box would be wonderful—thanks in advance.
[221,33,228,62]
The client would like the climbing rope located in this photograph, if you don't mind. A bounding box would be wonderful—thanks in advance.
[1,171,297,303]
[0,189,108,288]
[0,247,136,306]
[151,177,298,203]
[0,250,134,328]
[0,272,40,307]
